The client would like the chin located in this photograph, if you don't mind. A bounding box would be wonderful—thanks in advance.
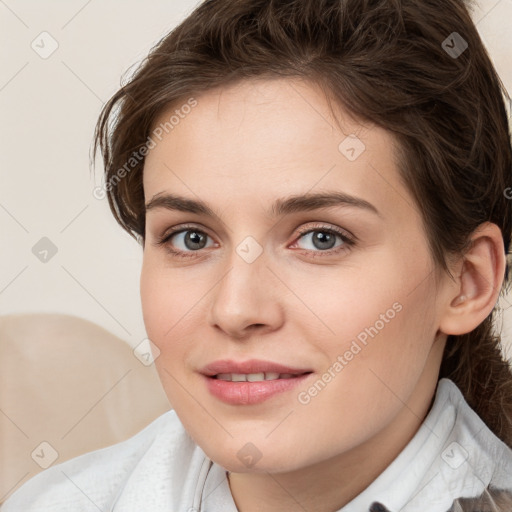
[201,440,308,474]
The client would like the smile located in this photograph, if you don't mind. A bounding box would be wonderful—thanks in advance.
[214,372,298,381]
[203,372,312,405]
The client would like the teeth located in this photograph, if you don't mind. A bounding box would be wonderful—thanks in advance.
[215,372,298,382]
[217,373,233,381]
[247,373,265,382]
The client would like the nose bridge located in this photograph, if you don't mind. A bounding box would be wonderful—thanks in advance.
[208,239,283,336]
[214,242,267,314]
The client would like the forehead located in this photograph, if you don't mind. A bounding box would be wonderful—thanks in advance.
[143,78,417,223]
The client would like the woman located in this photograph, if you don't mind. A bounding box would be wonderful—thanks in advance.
[3,0,512,510]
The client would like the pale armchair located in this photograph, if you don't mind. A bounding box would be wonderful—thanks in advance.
[0,313,171,503]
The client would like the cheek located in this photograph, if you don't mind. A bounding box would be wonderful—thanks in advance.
[293,292,437,451]
[297,246,437,387]
[140,256,199,407]
[285,251,413,345]
[140,256,193,349]
[140,260,168,339]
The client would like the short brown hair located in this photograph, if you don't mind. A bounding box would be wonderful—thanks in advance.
[94,0,512,447]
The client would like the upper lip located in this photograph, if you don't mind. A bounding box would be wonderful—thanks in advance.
[200,359,313,377]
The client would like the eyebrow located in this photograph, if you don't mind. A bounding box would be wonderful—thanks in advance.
[145,191,380,219]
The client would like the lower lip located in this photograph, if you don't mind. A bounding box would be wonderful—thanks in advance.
[203,373,312,405]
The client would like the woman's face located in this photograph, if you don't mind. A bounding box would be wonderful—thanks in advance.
[141,78,448,473]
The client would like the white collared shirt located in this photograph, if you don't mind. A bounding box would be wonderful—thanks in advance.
[3,378,512,512]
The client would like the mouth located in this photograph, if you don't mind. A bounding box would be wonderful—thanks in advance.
[210,372,311,382]
[200,359,314,405]
[200,358,312,377]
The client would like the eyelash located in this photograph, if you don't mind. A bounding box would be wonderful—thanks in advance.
[155,223,356,259]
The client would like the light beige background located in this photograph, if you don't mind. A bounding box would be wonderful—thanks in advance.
[1,0,511,356]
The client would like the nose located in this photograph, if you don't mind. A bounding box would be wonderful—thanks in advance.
[208,249,285,340]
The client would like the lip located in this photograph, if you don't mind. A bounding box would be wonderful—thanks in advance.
[200,358,312,376]
[200,359,313,405]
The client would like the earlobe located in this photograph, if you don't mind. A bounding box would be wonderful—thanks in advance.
[439,222,506,336]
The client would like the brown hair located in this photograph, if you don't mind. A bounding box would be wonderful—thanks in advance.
[93,0,512,449]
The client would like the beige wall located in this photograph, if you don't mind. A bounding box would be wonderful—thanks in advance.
[1,0,511,354]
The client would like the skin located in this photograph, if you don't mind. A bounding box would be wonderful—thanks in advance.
[140,78,505,512]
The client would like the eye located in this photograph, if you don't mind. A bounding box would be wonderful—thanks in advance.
[156,225,216,257]
[172,230,214,251]
[290,224,355,255]
[155,222,355,259]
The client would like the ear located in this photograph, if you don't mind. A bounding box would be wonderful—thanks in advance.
[438,222,506,336]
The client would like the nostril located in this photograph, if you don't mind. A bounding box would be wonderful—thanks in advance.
[249,323,265,330]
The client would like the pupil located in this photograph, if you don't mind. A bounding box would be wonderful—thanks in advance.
[313,231,335,250]
[185,231,206,250]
